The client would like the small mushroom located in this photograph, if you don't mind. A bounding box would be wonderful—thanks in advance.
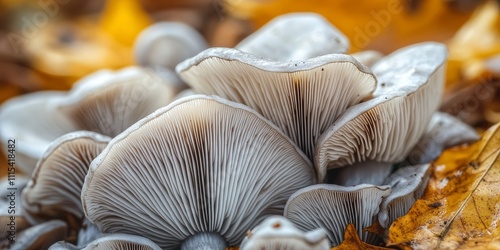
[326,161,393,186]
[22,131,110,226]
[378,164,431,228]
[5,219,67,250]
[315,42,448,181]
[406,112,480,165]
[49,234,162,250]
[177,48,376,165]
[81,95,315,249]
[134,22,208,89]
[0,67,175,174]
[236,12,349,61]
[284,184,391,246]
[240,216,330,250]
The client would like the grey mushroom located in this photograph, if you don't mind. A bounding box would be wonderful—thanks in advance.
[315,42,448,181]
[0,67,174,174]
[49,233,162,250]
[81,95,315,249]
[4,219,67,250]
[406,112,480,165]
[284,184,391,246]
[176,47,376,173]
[378,164,431,228]
[22,131,110,227]
[134,21,208,89]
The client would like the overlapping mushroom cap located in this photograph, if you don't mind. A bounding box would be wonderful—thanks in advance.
[134,21,208,90]
[236,12,349,60]
[407,112,479,164]
[50,234,162,250]
[378,164,431,228]
[284,184,391,245]
[22,131,110,226]
[81,95,315,249]
[0,67,175,174]
[315,42,448,180]
[176,47,376,165]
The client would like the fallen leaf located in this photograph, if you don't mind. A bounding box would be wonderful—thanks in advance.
[446,0,500,88]
[388,122,500,249]
[332,224,390,250]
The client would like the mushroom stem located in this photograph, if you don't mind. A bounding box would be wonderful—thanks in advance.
[180,232,227,250]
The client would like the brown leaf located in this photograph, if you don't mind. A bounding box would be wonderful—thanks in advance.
[388,122,500,249]
[332,224,390,250]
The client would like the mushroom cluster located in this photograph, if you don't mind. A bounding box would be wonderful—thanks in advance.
[0,12,480,249]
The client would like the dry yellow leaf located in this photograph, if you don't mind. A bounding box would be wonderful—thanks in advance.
[447,0,500,86]
[388,122,500,249]
[331,224,389,250]
[100,0,152,47]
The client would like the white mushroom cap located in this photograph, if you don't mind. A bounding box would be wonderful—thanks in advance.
[50,234,162,250]
[284,184,391,246]
[177,48,376,169]
[240,216,330,250]
[315,42,447,180]
[326,161,393,186]
[0,91,76,173]
[378,164,431,228]
[81,95,315,249]
[22,131,110,225]
[407,112,480,164]
[236,12,349,61]
[134,22,208,70]
[8,220,67,250]
[0,67,175,174]
[57,67,175,137]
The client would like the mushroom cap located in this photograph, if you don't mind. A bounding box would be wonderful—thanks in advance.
[0,67,175,174]
[177,47,376,167]
[82,234,162,250]
[378,164,431,228]
[81,95,315,249]
[0,91,76,173]
[315,42,447,180]
[407,112,480,164]
[240,216,330,250]
[236,12,349,61]
[134,22,208,70]
[49,234,162,250]
[22,131,110,225]
[284,184,391,246]
[9,220,67,250]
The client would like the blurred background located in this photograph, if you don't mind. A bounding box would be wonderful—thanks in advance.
[0,0,499,172]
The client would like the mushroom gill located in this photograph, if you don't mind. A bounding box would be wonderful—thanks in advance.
[177,48,376,168]
[315,42,448,180]
[82,95,315,249]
